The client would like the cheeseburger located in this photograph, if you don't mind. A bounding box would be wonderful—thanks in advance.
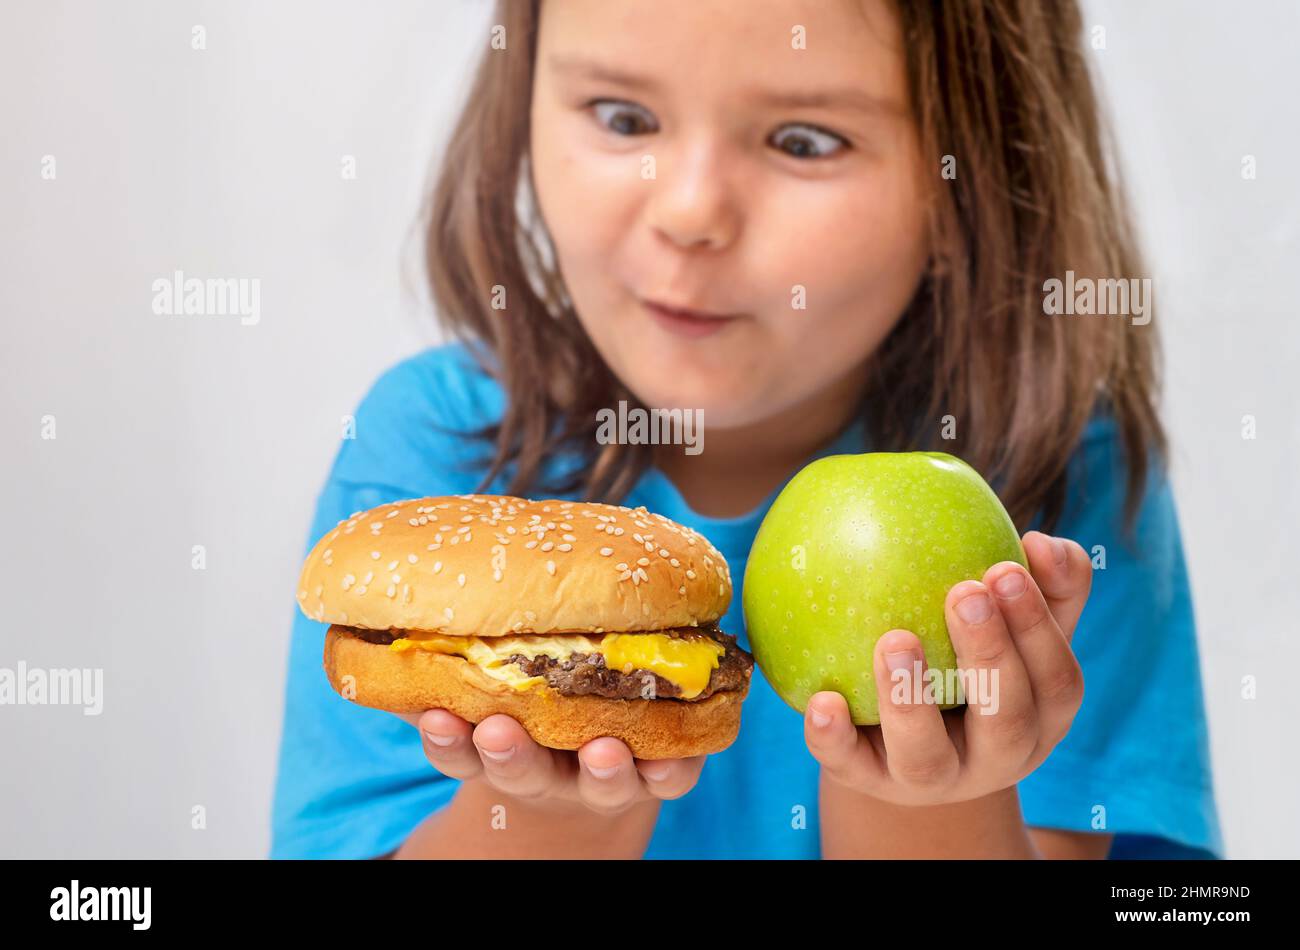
[296,494,753,758]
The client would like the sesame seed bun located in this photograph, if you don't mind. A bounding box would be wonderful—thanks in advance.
[297,494,732,636]
[323,625,745,759]
[296,494,749,758]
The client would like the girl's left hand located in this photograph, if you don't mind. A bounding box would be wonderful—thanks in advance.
[804,531,1091,806]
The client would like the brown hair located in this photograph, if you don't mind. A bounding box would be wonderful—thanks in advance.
[424,0,1165,534]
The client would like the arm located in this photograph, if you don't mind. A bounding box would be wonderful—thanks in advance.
[394,779,661,859]
[820,778,1114,859]
[820,782,1040,859]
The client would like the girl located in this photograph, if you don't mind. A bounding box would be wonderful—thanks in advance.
[271,0,1221,859]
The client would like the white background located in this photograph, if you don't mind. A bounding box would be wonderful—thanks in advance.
[1,0,1296,858]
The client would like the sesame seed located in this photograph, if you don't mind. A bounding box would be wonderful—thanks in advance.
[659,549,670,558]
[686,569,697,579]
[323,549,333,559]
[457,573,466,587]
[679,586,687,595]
[557,543,572,552]
[387,560,398,570]
[616,562,628,571]
[493,570,502,582]
[355,586,368,595]
[619,570,633,581]
[644,541,655,552]
[386,585,396,598]
[460,515,473,523]
[540,541,554,552]
[433,561,442,573]
[444,607,454,622]
[562,534,576,542]
[386,509,399,519]
[371,551,381,560]
[525,540,538,549]
[670,558,680,567]
[614,527,624,536]
[546,560,556,575]
[370,522,384,530]
[408,554,418,563]
[631,571,642,586]
[599,547,613,556]
[362,571,374,584]
[391,574,400,583]
[342,574,355,590]
[637,557,650,566]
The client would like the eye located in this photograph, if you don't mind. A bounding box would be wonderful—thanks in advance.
[589,99,659,136]
[770,123,848,159]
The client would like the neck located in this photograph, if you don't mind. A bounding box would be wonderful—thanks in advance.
[652,371,867,519]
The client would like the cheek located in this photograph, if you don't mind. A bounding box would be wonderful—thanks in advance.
[768,175,929,336]
[530,110,635,278]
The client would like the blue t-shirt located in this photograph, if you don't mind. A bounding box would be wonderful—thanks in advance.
[270,343,1223,859]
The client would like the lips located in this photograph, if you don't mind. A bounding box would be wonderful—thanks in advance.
[641,298,741,339]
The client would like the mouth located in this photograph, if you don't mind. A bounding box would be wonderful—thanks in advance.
[641,298,742,339]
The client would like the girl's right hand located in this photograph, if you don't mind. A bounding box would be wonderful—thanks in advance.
[395,708,707,815]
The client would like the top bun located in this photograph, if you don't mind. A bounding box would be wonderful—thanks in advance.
[297,495,732,637]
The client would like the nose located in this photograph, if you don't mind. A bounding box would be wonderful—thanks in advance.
[645,141,741,252]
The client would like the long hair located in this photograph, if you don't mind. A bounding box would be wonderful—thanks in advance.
[423,0,1164,533]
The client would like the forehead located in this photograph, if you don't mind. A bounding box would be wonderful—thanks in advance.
[536,0,909,106]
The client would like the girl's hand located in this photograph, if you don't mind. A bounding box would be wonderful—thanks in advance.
[805,531,1091,806]
[394,709,706,816]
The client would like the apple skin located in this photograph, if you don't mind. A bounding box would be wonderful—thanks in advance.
[742,451,1026,725]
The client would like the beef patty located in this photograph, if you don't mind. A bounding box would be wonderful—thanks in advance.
[344,625,753,702]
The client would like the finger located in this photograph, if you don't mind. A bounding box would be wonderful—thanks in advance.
[984,561,1084,750]
[471,714,566,800]
[1022,531,1092,641]
[576,737,643,813]
[635,755,707,801]
[945,581,1038,768]
[804,691,888,794]
[415,708,482,780]
[874,629,960,792]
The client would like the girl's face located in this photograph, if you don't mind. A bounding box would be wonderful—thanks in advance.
[530,0,931,430]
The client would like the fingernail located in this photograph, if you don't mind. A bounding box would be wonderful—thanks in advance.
[1050,537,1067,567]
[956,591,993,624]
[642,764,670,782]
[884,649,919,673]
[587,763,620,779]
[477,744,515,762]
[423,731,456,747]
[994,570,1026,599]
[809,708,832,728]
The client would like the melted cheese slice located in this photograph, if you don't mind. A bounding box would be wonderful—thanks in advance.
[389,630,726,698]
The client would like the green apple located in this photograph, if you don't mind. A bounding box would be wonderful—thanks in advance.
[743,451,1026,725]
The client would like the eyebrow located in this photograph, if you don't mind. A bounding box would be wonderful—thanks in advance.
[547,55,903,117]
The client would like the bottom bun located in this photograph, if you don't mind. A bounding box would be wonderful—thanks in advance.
[323,627,748,759]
